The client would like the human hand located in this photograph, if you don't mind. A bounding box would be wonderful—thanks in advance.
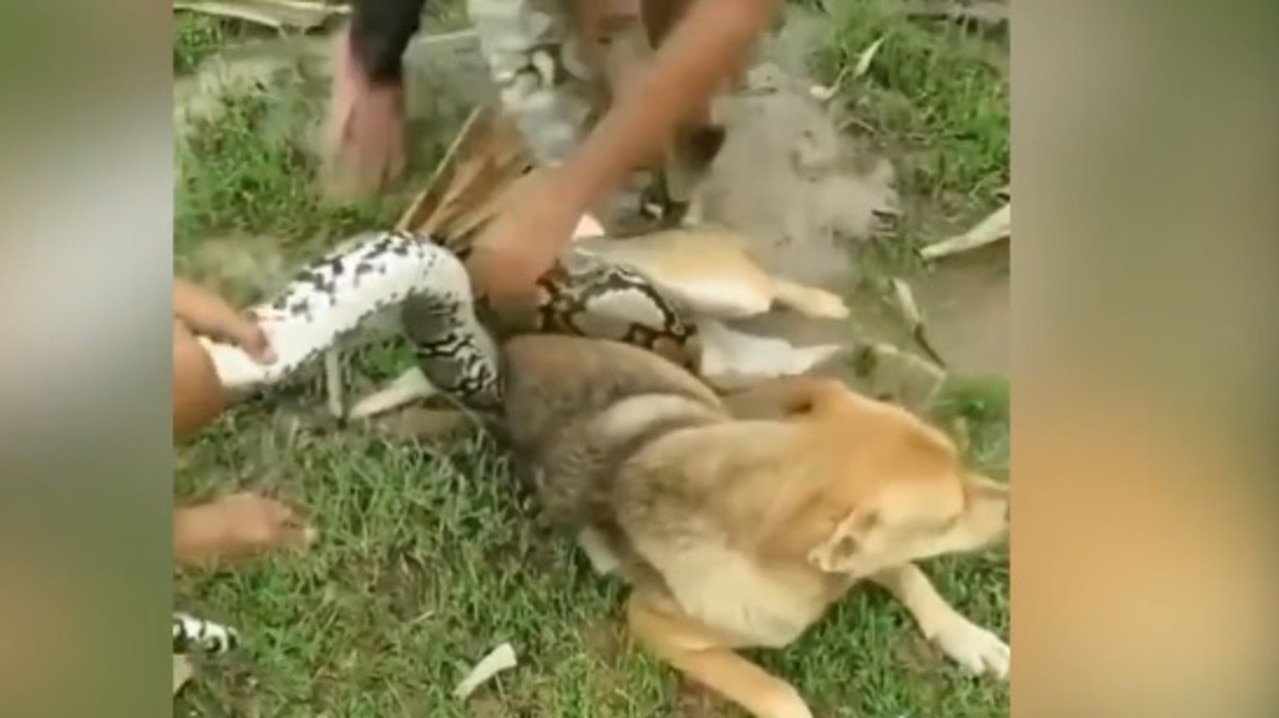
[466,168,586,302]
[173,279,273,364]
[321,33,408,200]
[174,493,316,564]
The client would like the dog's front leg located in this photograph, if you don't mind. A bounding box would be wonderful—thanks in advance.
[870,563,1010,679]
[626,591,813,718]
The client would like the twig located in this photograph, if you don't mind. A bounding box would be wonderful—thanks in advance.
[887,278,947,367]
[324,348,344,419]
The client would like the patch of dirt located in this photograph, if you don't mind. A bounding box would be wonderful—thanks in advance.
[908,242,1008,376]
[468,694,508,718]
[698,67,1009,381]
[701,68,900,290]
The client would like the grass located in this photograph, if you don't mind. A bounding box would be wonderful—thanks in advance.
[812,0,1009,278]
[173,2,1010,716]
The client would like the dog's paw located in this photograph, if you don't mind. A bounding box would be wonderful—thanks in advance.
[933,618,1010,679]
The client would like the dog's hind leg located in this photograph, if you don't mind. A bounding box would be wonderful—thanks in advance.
[871,563,1010,679]
[627,591,813,718]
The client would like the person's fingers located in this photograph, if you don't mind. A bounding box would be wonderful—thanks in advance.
[175,281,275,362]
[215,316,274,365]
[263,500,316,550]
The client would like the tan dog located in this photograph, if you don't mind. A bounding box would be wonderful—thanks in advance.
[499,334,1009,718]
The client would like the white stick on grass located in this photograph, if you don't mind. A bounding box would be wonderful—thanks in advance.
[453,643,518,700]
[919,202,1011,260]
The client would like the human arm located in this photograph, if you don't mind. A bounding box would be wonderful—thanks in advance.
[172,279,272,439]
[466,0,780,298]
[323,0,428,197]
[555,0,779,211]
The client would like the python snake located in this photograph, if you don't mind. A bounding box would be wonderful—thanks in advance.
[174,612,238,656]
[182,221,704,653]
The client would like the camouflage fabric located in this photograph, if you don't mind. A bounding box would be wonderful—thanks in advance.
[466,0,605,166]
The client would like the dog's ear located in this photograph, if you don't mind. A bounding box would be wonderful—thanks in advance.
[807,505,881,573]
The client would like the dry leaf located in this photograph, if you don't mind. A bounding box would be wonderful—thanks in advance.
[853,36,887,79]
[396,106,531,240]
[808,35,885,102]
[887,278,946,367]
[454,643,518,700]
[919,202,1010,260]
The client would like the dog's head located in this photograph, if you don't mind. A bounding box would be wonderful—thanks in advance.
[785,391,1008,578]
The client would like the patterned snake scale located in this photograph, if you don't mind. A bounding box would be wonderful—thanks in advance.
[174,612,238,656]
[200,230,505,413]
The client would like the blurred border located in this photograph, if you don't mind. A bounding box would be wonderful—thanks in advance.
[0,0,173,714]
[0,0,1276,715]
[1013,1,1278,716]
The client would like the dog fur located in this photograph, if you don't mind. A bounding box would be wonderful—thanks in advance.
[498,334,1009,718]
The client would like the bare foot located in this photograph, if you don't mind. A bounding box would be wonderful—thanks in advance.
[175,492,316,564]
[322,32,408,200]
